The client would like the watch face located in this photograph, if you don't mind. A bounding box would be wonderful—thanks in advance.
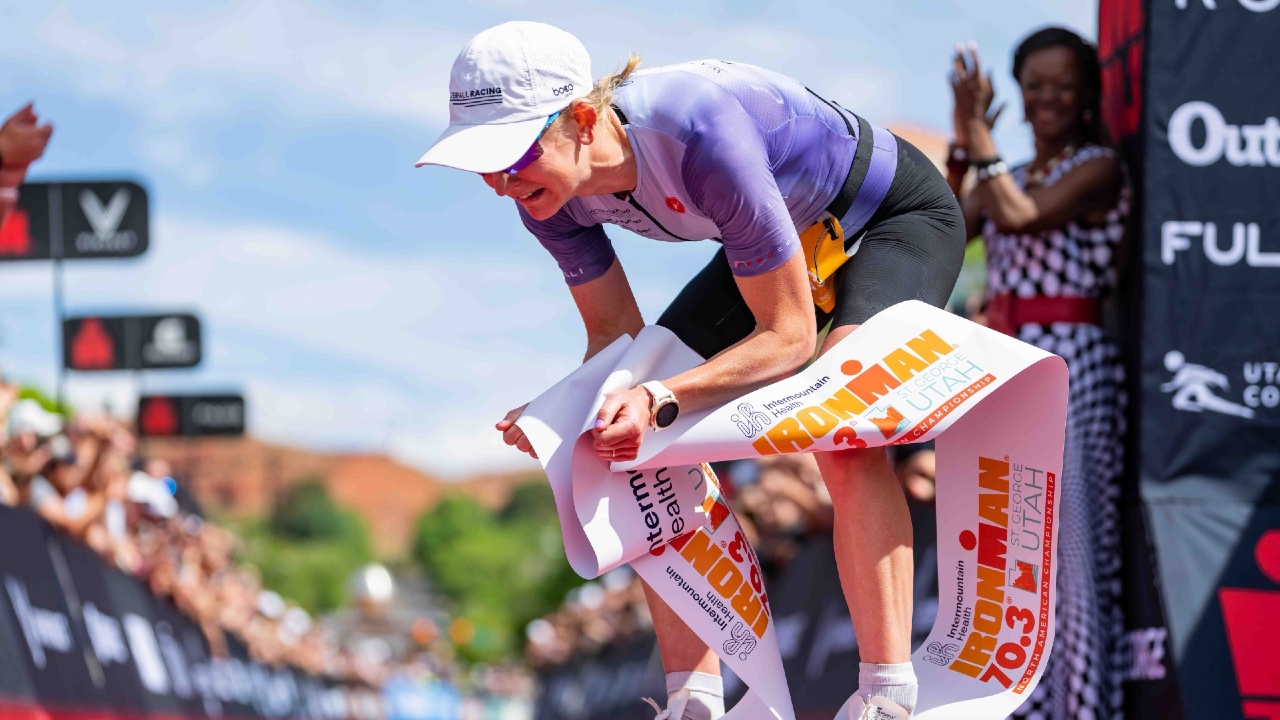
[655,402,679,428]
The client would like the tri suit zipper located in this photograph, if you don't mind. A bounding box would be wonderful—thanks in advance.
[610,104,719,245]
[613,191,709,243]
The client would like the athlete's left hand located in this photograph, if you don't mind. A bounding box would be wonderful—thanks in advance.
[592,386,651,463]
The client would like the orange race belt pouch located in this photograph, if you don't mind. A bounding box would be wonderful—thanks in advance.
[799,213,862,313]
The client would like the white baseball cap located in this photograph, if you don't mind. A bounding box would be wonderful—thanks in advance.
[415,22,592,173]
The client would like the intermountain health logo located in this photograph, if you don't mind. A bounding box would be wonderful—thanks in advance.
[730,402,771,438]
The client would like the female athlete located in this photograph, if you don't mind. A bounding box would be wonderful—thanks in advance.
[417,22,965,720]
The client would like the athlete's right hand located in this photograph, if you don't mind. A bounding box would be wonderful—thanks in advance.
[496,404,538,459]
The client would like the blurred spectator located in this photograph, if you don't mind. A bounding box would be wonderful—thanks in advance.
[726,455,833,574]
[524,566,651,669]
[0,381,21,506]
[893,444,936,505]
[0,104,53,224]
[27,418,115,540]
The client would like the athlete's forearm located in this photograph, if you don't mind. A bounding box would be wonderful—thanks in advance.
[663,322,813,414]
[571,259,646,362]
[583,318,644,363]
[659,253,815,413]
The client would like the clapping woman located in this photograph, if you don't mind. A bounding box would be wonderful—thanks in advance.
[947,27,1130,720]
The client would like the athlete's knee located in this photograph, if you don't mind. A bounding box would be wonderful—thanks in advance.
[816,446,893,499]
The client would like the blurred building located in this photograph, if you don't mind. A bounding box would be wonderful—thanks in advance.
[142,435,536,556]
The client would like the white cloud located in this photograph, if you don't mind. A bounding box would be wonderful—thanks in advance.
[15,1,463,128]
[0,210,586,475]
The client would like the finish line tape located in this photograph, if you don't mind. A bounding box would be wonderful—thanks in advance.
[517,300,1067,719]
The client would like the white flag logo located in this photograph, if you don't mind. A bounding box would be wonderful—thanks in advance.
[80,188,131,239]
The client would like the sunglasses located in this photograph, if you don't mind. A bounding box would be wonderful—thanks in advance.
[500,111,561,175]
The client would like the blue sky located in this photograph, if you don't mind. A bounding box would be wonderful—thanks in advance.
[0,0,1094,476]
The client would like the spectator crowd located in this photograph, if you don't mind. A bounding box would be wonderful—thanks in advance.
[0,379,391,685]
[524,453,937,669]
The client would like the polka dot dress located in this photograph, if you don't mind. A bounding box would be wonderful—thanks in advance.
[983,145,1130,720]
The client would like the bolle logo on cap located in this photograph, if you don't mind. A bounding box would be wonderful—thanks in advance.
[551,83,574,97]
[450,87,503,107]
[1167,101,1280,167]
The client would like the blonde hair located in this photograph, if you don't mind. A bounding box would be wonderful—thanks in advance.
[585,53,642,114]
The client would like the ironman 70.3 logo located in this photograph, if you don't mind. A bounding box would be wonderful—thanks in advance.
[945,456,1056,695]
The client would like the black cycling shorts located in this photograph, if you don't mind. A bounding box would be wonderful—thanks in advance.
[657,134,965,360]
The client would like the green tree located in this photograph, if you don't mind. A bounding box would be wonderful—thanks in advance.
[411,482,584,662]
[230,479,373,614]
[271,478,367,551]
[17,385,72,416]
[497,479,558,522]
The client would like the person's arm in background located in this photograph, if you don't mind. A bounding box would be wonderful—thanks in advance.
[0,468,18,507]
[0,104,53,223]
[947,43,1003,241]
[37,428,111,539]
[952,44,1120,235]
[0,380,18,426]
[29,469,102,539]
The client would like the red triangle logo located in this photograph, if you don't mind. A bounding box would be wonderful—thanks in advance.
[71,319,117,370]
[0,209,33,257]
[140,397,179,436]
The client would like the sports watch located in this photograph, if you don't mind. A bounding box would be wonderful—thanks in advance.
[640,380,680,431]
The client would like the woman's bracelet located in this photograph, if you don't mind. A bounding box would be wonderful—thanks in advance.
[973,157,1009,183]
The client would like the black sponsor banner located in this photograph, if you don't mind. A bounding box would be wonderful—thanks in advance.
[100,563,191,717]
[0,510,37,704]
[138,394,246,438]
[62,313,202,371]
[1142,0,1280,717]
[534,634,664,720]
[0,505,362,719]
[0,506,102,706]
[54,535,149,714]
[0,181,148,261]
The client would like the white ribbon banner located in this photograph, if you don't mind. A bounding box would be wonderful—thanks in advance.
[517,300,1068,719]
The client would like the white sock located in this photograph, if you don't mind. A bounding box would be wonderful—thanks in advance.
[665,671,725,720]
[856,661,917,715]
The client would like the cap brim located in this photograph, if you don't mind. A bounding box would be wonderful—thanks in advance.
[415,116,550,173]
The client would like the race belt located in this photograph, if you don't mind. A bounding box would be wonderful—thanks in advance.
[798,99,898,312]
